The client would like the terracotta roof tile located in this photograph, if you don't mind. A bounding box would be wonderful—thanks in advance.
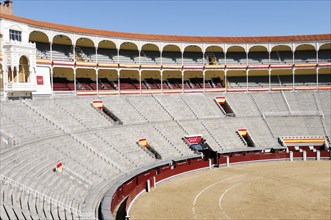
[1,14,330,43]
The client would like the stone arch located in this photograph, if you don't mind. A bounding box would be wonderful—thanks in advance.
[162,44,181,65]
[270,45,293,64]
[30,31,50,59]
[119,42,139,64]
[226,46,246,64]
[75,37,95,62]
[205,46,224,65]
[295,44,316,63]
[19,55,29,83]
[248,45,269,64]
[141,43,161,64]
[318,43,331,62]
[183,45,203,65]
[97,40,118,63]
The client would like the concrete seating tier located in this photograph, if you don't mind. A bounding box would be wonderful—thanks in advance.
[1,90,330,219]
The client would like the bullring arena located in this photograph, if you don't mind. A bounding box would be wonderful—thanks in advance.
[130,161,331,219]
[0,1,331,220]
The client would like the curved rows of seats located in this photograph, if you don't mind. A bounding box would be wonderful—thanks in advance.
[35,42,331,65]
[0,90,330,219]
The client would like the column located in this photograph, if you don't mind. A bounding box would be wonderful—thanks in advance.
[160,70,163,94]
[316,44,319,91]
[246,69,249,92]
[117,69,120,95]
[117,48,120,64]
[96,69,98,96]
[95,47,98,64]
[139,69,142,94]
[51,68,54,96]
[15,66,19,83]
[292,68,295,91]
[224,69,227,93]
[3,68,8,100]
[50,42,53,61]
[224,50,227,66]
[203,70,206,93]
[73,67,77,95]
[292,48,295,91]
[72,44,76,62]
[268,69,271,91]
[316,68,319,91]
[182,70,184,94]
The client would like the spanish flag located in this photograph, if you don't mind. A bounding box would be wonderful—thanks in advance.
[138,138,147,147]
[56,162,63,173]
[238,128,247,137]
[92,100,103,109]
[215,96,226,105]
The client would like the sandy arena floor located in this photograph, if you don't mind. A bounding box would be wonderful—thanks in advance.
[129,161,331,219]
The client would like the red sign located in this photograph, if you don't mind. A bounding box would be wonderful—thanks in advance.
[184,135,202,145]
[36,75,44,85]
[56,162,63,168]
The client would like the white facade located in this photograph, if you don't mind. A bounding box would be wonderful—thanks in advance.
[0,17,330,98]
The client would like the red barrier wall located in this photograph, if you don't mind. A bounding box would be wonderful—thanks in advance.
[122,178,137,198]
[320,150,330,158]
[125,182,146,213]
[158,165,172,174]
[306,151,316,158]
[156,168,176,182]
[287,146,295,151]
[293,152,303,158]
[111,189,119,212]
[219,155,227,165]
[223,152,289,165]
[111,150,329,215]
[137,169,157,185]
[299,146,311,151]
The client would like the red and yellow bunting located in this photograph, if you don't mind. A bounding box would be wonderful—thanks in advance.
[92,100,103,109]
[36,59,52,65]
[138,138,148,147]
[248,64,269,69]
[76,61,97,67]
[119,64,140,68]
[226,64,246,69]
[270,64,292,69]
[53,60,75,66]
[162,64,182,70]
[238,128,247,137]
[141,64,161,69]
[215,96,226,104]
[204,64,225,69]
[98,63,118,68]
[294,63,317,68]
[318,62,331,67]
[183,65,203,70]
